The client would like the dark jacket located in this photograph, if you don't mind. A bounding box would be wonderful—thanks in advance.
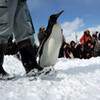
[75,44,83,58]
[38,31,46,45]
[83,41,93,59]
[59,42,72,58]
[71,44,83,59]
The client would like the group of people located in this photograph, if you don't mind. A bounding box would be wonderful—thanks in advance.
[38,27,100,59]
[0,0,100,80]
[59,29,100,59]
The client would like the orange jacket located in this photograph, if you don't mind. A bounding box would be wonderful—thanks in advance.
[80,34,93,46]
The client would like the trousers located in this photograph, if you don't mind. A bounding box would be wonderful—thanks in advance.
[0,0,34,44]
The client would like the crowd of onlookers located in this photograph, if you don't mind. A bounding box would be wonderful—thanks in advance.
[38,26,100,59]
[4,26,100,60]
[58,29,100,59]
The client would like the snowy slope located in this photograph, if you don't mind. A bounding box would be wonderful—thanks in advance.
[0,56,100,100]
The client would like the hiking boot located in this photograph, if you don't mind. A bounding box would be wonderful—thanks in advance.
[18,39,44,74]
[26,65,44,77]
[27,66,54,77]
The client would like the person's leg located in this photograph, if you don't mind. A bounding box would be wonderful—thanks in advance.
[18,39,43,74]
[0,0,18,76]
[14,1,34,43]
[14,1,43,74]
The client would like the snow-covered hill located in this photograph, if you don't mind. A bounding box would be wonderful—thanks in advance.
[0,56,100,100]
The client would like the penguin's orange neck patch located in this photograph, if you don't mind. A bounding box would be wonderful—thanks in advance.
[49,18,50,21]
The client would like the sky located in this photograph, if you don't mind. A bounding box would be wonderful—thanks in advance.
[27,0,100,42]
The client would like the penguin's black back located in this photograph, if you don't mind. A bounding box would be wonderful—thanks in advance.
[39,22,55,61]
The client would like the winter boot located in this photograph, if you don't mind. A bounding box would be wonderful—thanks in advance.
[18,39,44,76]
[0,44,14,80]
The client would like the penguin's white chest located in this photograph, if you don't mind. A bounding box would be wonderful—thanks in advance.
[39,23,62,67]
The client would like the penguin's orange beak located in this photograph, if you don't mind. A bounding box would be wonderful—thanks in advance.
[55,10,64,18]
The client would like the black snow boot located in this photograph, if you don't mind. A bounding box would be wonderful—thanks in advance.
[18,39,44,75]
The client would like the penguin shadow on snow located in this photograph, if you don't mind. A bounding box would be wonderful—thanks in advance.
[59,64,100,75]
[41,71,64,82]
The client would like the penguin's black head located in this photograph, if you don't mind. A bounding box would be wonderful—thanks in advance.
[49,10,64,24]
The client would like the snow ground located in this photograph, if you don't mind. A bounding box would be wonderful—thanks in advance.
[0,56,100,100]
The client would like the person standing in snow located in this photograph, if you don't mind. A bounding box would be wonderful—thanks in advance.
[80,29,93,56]
[80,29,93,46]
[38,26,46,46]
[0,0,44,79]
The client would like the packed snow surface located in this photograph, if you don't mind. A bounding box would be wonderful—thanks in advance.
[0,56,100,100]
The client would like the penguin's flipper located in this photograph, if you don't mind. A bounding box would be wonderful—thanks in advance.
[37,39,45,58]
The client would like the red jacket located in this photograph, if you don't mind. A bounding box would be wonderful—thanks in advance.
[80,34,93,46]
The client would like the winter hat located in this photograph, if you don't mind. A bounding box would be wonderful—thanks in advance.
[84,29,90,36]
[84,29,89,32]
[40,26,45,30]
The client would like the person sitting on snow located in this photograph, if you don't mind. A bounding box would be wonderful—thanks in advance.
[59,42,74,59]
[83,40,94,59]
[70,41,76,57]
[70,41,83,59]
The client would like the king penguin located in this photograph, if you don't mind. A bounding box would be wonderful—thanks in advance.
[38,10,64,67]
